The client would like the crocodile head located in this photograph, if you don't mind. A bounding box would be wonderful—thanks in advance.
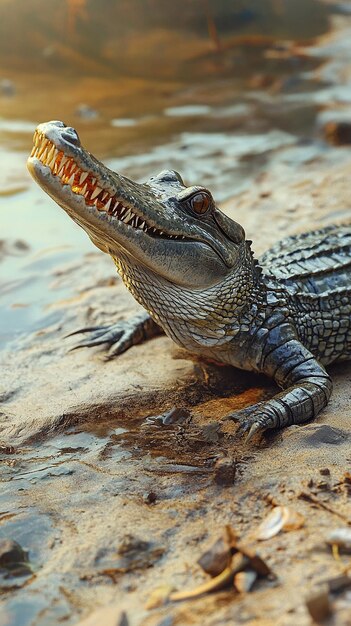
[27,121,247,288]
[27,121,255,350]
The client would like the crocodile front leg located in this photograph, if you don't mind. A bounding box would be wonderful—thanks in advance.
[227,335,332,441]
[67,311,163,360]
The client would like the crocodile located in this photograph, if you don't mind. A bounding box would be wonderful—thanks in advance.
[27,120,351,440]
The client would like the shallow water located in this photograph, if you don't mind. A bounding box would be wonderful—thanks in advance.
[2,2,351,624]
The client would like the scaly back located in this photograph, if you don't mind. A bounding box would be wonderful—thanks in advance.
[259,223,351,296]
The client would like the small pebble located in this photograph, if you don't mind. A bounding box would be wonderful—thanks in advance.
[213,457,236,486]
[306,589,332,622]
[234,569,257,593]
[324,120,351,146]
[143,492,157,505]
[0,539,31,576]
[197,536,231,577]
[319,468,330,476]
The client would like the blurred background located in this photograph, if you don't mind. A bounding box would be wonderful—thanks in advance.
[1,0,351,345]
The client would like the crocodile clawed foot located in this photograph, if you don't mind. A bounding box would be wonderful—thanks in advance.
[65,312,161,359]
[225,406,275,442]
[65,321,136,359]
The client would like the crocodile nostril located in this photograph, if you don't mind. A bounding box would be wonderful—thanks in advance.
[50,120,66,128]
[61,127,80,147]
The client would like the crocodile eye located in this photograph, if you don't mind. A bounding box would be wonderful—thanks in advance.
[190,192,211,215]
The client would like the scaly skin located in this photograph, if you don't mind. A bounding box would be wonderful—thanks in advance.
[27,121,351,440]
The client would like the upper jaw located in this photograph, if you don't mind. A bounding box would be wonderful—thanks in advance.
[27,120,190,241]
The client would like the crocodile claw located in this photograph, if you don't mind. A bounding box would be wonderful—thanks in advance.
[66,322,134,359]
[65,325,110,339]
[225,405,275,442]
[245,421,265,442]
[65,312,162,360]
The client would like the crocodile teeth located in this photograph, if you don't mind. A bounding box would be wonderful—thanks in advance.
[46,144,55,163]
[40,148,48,163]
[91,186,102,200]
[38,143,48,159]
[65,159,73,174]
[48,148,58,167]
[31,134,189,243]
[48,155,57,170]
[53,154,62,174]
[123,209,134,224]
